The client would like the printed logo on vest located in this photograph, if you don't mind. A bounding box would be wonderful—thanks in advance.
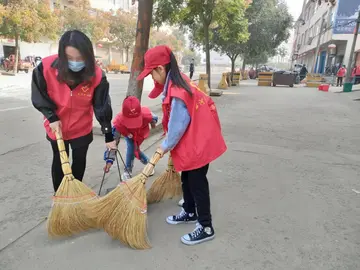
[78,85,91,97]
[196,97,205,110]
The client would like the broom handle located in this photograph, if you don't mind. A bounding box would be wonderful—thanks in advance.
[55,131,73,176]
[167,155,174,168]
[142,151,162,177]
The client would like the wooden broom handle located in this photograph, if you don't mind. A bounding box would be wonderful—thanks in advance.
[142,150,162,177]
[55,131,73,177]
[167,155,174,168]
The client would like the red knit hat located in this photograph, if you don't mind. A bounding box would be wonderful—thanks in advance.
[117,96,143,129]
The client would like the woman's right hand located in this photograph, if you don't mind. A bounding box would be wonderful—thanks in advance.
[50,120,62,134]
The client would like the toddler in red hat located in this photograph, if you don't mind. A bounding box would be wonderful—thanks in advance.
[104,96,158,180]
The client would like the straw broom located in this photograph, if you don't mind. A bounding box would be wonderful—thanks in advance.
[147,155,182,204]
[87,150,163,249]
[47,131,97,237]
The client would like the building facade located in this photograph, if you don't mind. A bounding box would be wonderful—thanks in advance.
[50,0,132,11]
[291,0,360,74]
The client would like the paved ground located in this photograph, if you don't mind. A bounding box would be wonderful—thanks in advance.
[1,78,360,269]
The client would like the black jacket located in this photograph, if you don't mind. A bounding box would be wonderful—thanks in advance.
[31,60,114,143]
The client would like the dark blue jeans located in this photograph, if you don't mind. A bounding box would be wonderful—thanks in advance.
[125,136,149,170]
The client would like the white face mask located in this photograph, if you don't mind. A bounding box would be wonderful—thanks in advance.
[68,60,85,72]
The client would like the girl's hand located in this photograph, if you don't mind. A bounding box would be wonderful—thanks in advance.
[156,146,166,158]
[106,140,117,150]
[104,162,113,173]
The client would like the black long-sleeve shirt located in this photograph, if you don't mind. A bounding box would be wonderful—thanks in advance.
[31,61,114,143]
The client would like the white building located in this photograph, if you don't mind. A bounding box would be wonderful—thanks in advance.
[90,0,131,11]
[50,0,131,11]
[291,0,360,74]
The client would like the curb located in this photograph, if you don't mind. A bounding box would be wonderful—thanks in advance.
[210,89,223,96]
[1,72,15,76]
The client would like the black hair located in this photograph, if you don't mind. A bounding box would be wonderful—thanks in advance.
[57,30,96,84]
[165,52,192,96]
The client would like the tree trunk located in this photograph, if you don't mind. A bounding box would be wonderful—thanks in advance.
[231,56,237,82]
[242,57,246,71]
[203,23,211,89]
[14,33,19,74]
[126,47,129,63]
[126,0,153,101]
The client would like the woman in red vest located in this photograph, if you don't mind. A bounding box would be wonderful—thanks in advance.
[137,45,227,246]
[31,30,116,192]
[336,65,346,87]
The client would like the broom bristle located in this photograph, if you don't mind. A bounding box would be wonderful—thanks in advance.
[47,177,97,237]
[147,156,182,204]
[86,184,123,228]
[105,175,150,249]
[89,151,162,249]
[147,169,182,204]
[88,174,151,249]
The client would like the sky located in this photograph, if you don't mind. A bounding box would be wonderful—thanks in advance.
[283,0,305,57]
[285,0,304,21]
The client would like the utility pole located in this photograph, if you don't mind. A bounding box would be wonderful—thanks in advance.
[312,17,325,73]
[344,11,360,84]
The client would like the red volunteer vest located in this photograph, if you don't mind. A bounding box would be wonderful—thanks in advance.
[113,107,153,159]
[42,55,102,140]
[337,68,346,77]
[162,75,227,172]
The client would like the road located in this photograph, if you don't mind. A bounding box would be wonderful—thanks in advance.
[1,78,360,269]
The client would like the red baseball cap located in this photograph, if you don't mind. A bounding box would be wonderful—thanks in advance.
[117,96,143,129]
[137,45,172,81]
[148,80,164,99]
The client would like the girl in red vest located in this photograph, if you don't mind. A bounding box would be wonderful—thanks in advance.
[103,96,158,179]
[31,30,116,192]
[137,45,227,246]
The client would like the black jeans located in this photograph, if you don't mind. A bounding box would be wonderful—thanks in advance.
[181,164,212,227]
[50,140,90,192]
[337,77,343,87]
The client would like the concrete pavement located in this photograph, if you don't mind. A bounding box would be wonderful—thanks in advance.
[1,79,360,269]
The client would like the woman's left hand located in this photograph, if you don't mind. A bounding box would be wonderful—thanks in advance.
[106,140,117,150]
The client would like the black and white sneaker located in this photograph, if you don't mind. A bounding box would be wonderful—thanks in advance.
[166,209,198,225]
[181,223,215,246]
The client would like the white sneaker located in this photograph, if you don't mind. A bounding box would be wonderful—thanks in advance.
[178,198,184,207]
[149,168,155,176]
[122,171,131,181]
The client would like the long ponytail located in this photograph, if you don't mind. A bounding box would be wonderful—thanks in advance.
[165,52,192,96]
